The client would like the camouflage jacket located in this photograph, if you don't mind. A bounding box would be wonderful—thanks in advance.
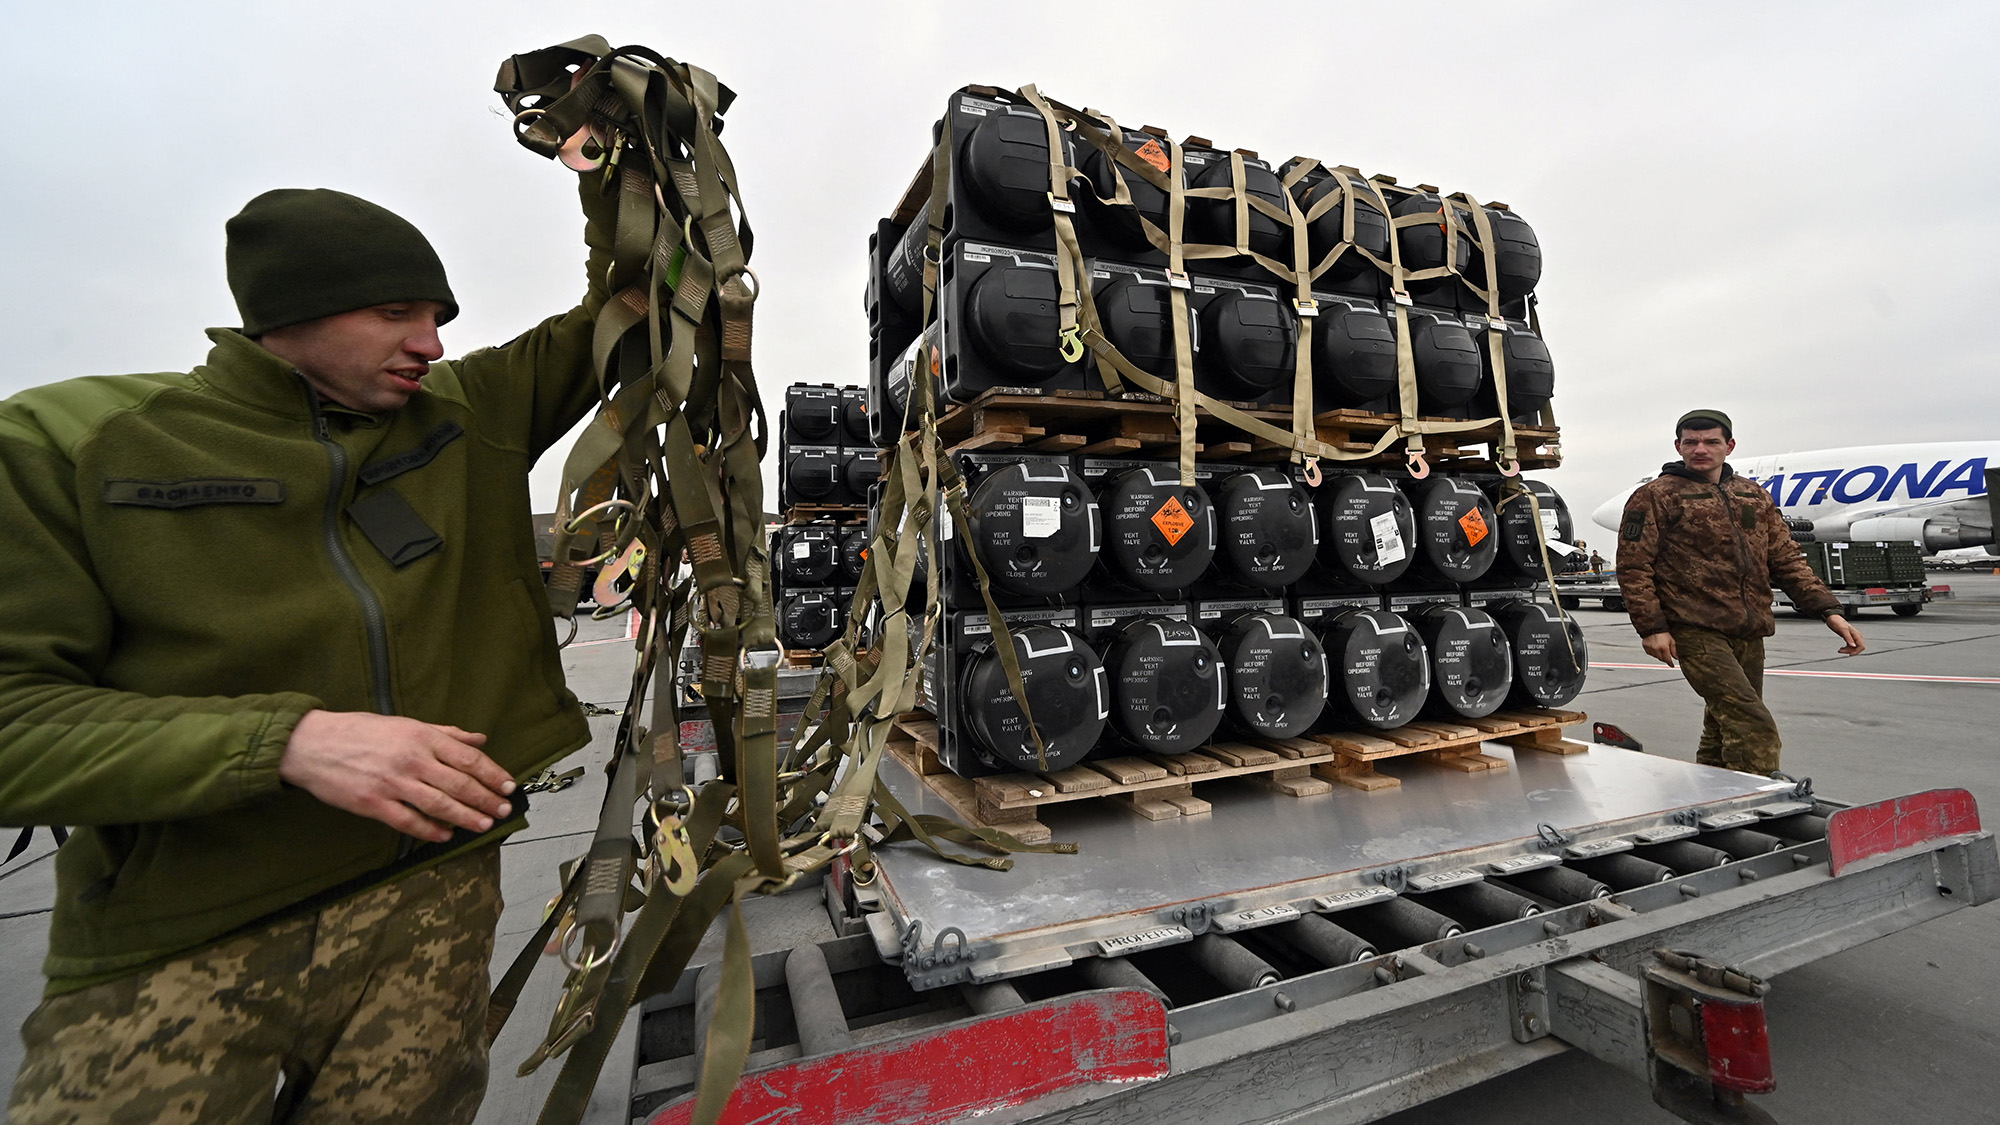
[1616,462,1841,638]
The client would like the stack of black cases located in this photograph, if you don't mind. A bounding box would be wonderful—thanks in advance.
[866,86,1584,780]
[911,448,1588,779]
[775,383,874,652]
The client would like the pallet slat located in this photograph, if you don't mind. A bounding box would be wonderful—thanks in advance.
[891,709,1585,834]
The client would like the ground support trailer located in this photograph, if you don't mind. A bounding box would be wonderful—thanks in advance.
[1553,573,1625,612]
[1777,582,1953,618]
[609,720,1995,1125]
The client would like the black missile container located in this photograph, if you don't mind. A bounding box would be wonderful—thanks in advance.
[1282,163,1391,299]
[1308,603,1432,731]
[1481,597,1589,710]
[1079,459,1217,596]
[1484,479,1574,582]
[1468,315,1555,424]
[1405,309,1483,416]
[1407,603,1514,720]
[1402,476,1500,587]
[775,525,841,589]
[1083,602,1228,755]
[1195,597,1329,739]
[777,588,847,652]
[1309,293,1398,411]
[1313,471,1416,588]
[1085,261,1298,408]
[923,606,1109,777]
[1206,465,1319,591]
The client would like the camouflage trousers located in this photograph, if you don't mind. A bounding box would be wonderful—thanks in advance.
[1672,625,1781,775]
[10,846,502,1125]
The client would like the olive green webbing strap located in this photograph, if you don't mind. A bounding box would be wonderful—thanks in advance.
[1458,193,1520,474]
[1020,93,1392,483]
[1495,484,1586,675]
[494,40,797,1125]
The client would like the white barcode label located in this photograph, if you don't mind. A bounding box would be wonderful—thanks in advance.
[1021,496,1062,539]
[1371,511,1406,564]
[791,541,812,560]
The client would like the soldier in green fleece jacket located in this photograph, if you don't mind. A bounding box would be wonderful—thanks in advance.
[0,170,615,1123]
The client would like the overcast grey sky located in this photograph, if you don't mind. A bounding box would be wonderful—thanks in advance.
[4,1,1994,524]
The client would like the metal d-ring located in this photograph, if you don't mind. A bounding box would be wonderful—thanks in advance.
[564,497,637,536]
[719,263,761,302]
[557,616,580,649]
[559,921,618,974]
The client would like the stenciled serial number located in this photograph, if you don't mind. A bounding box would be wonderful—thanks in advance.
[1313,886,1396,912]
[1097,926,1192,956]
[1212,905,1301,933]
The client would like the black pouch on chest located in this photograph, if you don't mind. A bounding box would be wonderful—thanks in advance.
[347,489,443,567]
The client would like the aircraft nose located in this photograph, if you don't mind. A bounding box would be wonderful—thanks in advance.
[1590,493,1626,533]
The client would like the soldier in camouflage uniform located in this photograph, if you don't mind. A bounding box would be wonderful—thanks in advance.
[0,111,614,1121]
[1615,410,1865,774]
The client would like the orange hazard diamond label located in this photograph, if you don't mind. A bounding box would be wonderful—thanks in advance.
[1133,138,1170,174]
[1152,496,1195,545]
[1458,508,1489,547]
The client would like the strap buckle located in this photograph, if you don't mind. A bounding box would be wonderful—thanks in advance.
[1047,192,1076,215]
[1293,297,1319,317]
[1166,270,1193,290]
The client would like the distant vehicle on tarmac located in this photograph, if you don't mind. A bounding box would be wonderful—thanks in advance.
[1592,441,1999,556]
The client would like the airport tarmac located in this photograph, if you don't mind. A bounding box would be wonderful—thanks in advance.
[0,572,1994,1123]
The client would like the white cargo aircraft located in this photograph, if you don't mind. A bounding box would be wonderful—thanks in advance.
[1590,441,1999,555]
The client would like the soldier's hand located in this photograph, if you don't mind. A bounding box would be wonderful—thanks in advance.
[279,711,517,843]
[1826,614,1865,655]
[1641,632,1678,667]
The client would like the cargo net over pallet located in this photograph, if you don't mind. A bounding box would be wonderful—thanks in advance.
[890,709,1588,841]
[865,84,1561,481]
[851,80,1595,788]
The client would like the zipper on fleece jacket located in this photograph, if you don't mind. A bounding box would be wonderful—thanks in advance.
[305,387,396,717]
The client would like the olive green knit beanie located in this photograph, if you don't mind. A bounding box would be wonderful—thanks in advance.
[225,188,459,335]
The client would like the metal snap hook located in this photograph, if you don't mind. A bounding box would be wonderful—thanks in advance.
[1406,449,1431,480]
[1302,457,1323,487]
[1058,326,1086,363]
[1498,457,1522,478]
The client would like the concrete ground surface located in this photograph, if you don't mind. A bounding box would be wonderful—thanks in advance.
[0,573,1994,1122]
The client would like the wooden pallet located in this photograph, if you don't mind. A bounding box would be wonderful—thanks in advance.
[886,707,1587,840]
[1308,708,1588,791]
[931,388,1559,470]
[782,503,866,525]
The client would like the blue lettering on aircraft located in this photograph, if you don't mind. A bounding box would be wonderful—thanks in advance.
[1750,457,1987,508]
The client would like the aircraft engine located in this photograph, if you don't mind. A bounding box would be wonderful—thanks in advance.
[1841,516,1992,552]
